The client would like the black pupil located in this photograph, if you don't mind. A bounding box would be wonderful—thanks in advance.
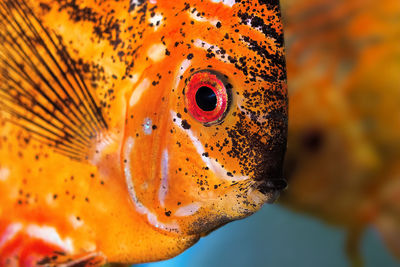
[195,86,217,111]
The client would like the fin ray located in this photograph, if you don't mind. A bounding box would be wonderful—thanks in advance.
[0,0,108,160]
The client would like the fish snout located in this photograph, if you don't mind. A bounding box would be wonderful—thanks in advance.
[253,148,287,196]
[252,150,287,200]
[257,178,287,194]
[255,178,287,204]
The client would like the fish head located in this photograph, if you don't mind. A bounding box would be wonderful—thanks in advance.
[122,0,287,235]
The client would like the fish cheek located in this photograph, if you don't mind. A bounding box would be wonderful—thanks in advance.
[122,85,171,212]
[155,124,221,233]
[161,128,204,201]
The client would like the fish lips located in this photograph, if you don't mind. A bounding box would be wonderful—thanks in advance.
[258,178,287,194]
[257,178,287,203]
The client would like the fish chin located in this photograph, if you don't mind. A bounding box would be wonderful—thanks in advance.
[181,180,284,235]
[257,186,283,204]
[242,179,286,208]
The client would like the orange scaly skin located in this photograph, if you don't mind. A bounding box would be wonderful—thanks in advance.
[0,0,287,265]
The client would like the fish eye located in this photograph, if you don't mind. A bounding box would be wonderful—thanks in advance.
[195,86,217,111]
[185,70,229,125]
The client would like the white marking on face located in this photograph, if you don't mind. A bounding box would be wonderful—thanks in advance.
[130,0,140,6]
[69,215,84,229]
[211,0,236,7]
[124,137,141,208]
[149,13,163,31]
[188,9,207,22]
[26,224,74,253]
[188,9,219,25]
[123,137,179,232]
[193,39,230,63]
[129,78,150,107]
[0,223,22,249]
[0,167,10,181]
[171,111,248,181]
[240,19,267,37]
[130,73,140,84]
[175,203,200,217]
[147,43,166,62]
[130,0,156,7]
[158,149,169,207]
[143,118,153,135]
[174,59,191,90]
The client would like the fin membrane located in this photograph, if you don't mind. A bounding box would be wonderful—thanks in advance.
[0,0,107,160]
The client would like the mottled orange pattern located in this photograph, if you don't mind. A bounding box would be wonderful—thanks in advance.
[0,0,287,265]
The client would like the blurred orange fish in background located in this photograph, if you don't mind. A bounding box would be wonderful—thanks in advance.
[280,0,400,265]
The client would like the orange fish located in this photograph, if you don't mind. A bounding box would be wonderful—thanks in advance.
[280,0,400,265]
[0,0,287,265]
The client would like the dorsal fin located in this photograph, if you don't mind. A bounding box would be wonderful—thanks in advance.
[0,0,108,160]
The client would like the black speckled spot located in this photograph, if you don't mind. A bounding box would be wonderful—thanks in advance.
[181,120,191,129]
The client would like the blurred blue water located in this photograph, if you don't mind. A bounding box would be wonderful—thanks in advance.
[137,205,398,267]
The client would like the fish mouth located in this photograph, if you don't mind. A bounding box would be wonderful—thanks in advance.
[257,178,287,194]
[253,178,287,204]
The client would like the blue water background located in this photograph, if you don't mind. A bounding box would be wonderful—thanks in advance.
[137,205,398,267]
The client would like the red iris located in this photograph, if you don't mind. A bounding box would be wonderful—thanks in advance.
[185,71,229,124]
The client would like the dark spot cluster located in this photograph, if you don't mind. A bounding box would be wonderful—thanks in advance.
[17,188,38,205]
[226,111,286,182]
[181,119,191,129]
[58,0,123,49]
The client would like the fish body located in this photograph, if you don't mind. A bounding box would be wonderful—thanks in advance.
[0,0,287,265]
